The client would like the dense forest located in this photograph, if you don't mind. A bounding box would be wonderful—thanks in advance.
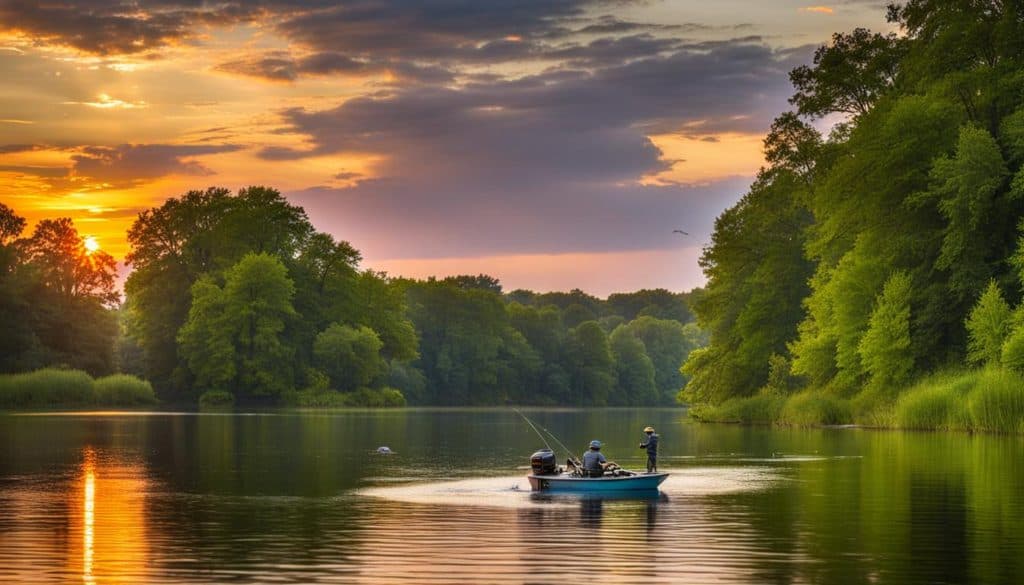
[686,1,1024,431]
[0,193,702,407]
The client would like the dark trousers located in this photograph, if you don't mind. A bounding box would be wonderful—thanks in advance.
[646,455,657,473]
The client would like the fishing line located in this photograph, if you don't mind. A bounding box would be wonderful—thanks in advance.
[513,408,552,452]
[513,408,581,465]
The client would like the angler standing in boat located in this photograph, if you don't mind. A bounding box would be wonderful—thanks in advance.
[639,426,659,473]
[582,440,616,477]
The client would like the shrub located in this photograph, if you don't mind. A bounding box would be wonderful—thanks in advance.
[968,368,1024,433]
[0,368,94,408]
[281,388,348,407]
[93,374,158,406]
[198,390,235,409]
[380,387,407,407]
[347,387,386,407]
[688,394,784,424]
[778,392,852,426]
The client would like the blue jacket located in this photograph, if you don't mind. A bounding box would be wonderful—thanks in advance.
[640,434,659,456]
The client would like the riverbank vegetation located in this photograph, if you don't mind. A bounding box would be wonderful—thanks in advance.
[0,368,156,408]
[1,192,702,408]
[684,1,1024,432]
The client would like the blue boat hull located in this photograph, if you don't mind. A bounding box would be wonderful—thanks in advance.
[528,472,668,492]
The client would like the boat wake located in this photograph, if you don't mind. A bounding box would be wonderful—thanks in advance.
[359,466,783,508]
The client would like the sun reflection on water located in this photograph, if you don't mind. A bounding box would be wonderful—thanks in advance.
[69,447,150,584]
[82,449,95,585]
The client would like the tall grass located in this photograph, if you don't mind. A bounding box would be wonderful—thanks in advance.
[968,368,1024,433]
[281,387,408,408]
[93,374,158,406]
[778,392,852,426]
[0,369,94,407]
[693,366,1024,434]
[689,394,784,424]
[0,368,157,408]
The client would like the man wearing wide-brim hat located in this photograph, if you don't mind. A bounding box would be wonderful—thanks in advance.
[639,426,659,473]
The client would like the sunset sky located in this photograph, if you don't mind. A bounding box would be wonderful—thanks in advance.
[0,0,891,296]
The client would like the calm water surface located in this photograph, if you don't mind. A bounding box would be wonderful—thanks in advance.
[1,408,1023,584]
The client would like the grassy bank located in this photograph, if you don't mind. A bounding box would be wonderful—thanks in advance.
[0,369,158,409]
[690,367,1024,434]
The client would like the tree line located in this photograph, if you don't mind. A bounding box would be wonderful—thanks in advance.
[685,0,1024,426]
[0,192,702,407]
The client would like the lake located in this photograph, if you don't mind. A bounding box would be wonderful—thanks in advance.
[1,408,1022,584]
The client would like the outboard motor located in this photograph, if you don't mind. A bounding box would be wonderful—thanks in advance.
[530,448,557,475]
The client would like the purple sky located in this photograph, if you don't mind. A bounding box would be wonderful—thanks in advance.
[0,0,891,295]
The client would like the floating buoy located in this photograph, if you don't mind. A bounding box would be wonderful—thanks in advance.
[377,446,393,455]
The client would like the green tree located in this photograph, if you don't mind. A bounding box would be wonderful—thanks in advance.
[313,323,385,392]
[918,125,1010,301]
[565,321,615,405]
[177,277,235,390]
[789,28,904,119]
[966,280,1012,366]
[857,272,914,391]
[609,326,657,405]
[621,316,693,404]
[177,253,297,399]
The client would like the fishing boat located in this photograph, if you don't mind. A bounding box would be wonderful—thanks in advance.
[527,448,669,492]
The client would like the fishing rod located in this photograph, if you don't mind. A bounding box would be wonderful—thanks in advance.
[513,408,581,465]
[513,408,552,452]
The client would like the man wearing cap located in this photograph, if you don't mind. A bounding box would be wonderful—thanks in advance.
[639,426,659,473]
[582,439,615,477]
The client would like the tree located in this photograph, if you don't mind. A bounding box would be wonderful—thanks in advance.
[621,316,693,404]
[565,321,615,405]
[177,253,297,399]
[2,216,119,374]
[609,326,657,405]
[19,218,119,305]
[919,125,1010,301]
[0,202,26,246]
[313,324,385,392]
[177,277,235,390]
[966,280,1012,366]
[857,272,914,391]
[789,28,904,119]
[223,253,296,396]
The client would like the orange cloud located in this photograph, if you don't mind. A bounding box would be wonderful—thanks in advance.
[801,6,835,14]
[642,132,765,185]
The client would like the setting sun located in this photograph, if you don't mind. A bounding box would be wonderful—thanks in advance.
[83,236,100,254]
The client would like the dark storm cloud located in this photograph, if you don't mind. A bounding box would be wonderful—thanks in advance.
[0,143,240,188]
[0,144,44,155]
[0,0,620,57]
[264,39,808,164]
[544,34,685,67]
[71,144,242,184]
[261,39,808,257]
[216,50,455,83]
[273,0,592,59]
[0,0,262,55]
[216,52,298,81]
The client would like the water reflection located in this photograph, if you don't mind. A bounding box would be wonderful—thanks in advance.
[68,447,150,584]
[1,410,1024,584]
[82,449,95,585]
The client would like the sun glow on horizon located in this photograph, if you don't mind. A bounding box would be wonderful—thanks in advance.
[83,236,100,254]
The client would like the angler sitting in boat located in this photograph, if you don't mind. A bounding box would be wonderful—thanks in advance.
[581,440,617,477]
